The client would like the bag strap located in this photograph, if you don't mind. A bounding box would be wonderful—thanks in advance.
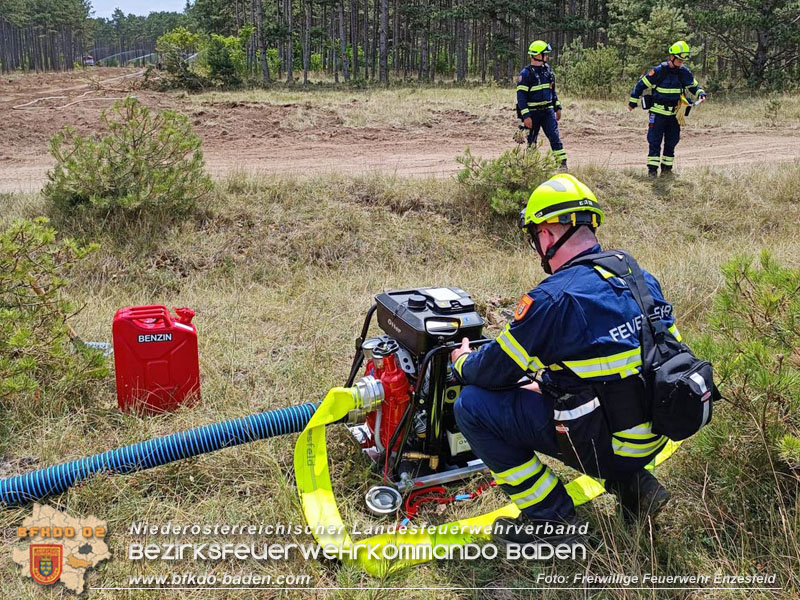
[563,250,668,373]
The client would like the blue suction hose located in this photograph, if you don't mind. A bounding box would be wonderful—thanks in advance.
[0,403,317,507]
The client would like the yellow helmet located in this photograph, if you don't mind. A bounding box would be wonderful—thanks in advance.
[528,40,552,56]
[520,174,604,274]
[520,174,604,230]
[668,40,691,59]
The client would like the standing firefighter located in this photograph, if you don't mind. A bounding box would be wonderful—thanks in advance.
[628,41,706,177]
[517,40,567,167]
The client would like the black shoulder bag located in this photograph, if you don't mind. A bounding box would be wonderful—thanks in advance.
[568,250,717,440]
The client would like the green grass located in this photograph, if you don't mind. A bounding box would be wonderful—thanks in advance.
[1,160,799,598]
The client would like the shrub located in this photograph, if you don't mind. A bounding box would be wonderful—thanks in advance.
[45,97,213,216]
[205,27,251,87]
[703,252,800,476]
[675,252,800,577]
[0,218,107,410]
[456,147,557,217]
[155,27,207,90]
[267,47,281,77]
[559,41,626,98]
[629,3,690,74]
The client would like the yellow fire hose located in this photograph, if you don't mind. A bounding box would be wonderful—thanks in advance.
[295,383,681,576]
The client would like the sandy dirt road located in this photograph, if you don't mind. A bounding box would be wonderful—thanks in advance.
[2,69,799,193]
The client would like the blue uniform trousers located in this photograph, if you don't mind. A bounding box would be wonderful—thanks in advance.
[454,385,576,521]
[455,384,653,521]
[526,109,566,164]
[647,113,680,170]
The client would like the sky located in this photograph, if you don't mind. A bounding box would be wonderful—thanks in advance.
[90,0,188,19]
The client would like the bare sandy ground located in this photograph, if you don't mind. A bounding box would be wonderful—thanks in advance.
[2,69,798,193]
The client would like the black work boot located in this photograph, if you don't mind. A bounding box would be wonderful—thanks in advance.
[606,469,670,522]
[492,512,585,547]
[660,166,674,177]
[647,167,658,179]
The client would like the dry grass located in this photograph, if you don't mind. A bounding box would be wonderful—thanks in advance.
[1,160,799,598]
[187,86,800,133]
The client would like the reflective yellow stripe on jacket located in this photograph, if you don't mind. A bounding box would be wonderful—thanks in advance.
[496,324,545,372]
[651,103,677,116]
[562,347,642,379]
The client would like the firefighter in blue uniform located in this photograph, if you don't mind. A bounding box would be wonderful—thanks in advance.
[628,41,706,177]
[517,40,567,166]
[451,174,677,545]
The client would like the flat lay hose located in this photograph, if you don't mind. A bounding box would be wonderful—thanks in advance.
[0,403,317,507]
[294,382,684,576]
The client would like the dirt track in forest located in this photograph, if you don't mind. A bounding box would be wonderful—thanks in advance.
[2,68,799,193]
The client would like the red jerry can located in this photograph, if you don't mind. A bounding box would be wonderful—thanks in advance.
[112,305,201,413]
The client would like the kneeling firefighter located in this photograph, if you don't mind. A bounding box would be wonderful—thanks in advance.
[450,174,715,546]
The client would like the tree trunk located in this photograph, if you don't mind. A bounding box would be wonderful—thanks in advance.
[393,0,399,74]
[752,25,770,86]
[303,0,311,84]
[286,0,294,81]
[350,0,358,77]
[332,9,339,82]
[455,2,466,81]
[379,0,388,82]
[363,0,370,78]
[371,0,378,78]
[255,0,270,82]
[338,0,350,80]
[419,0,428,81]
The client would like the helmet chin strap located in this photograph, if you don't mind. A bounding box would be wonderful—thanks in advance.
[531,225,581,274]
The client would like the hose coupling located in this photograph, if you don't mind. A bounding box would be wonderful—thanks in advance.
[347,375,384,423]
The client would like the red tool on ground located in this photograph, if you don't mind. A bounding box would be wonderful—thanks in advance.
[113,305,200,413]
[400,481,496,527]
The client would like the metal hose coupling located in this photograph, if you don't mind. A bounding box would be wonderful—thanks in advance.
[347,375,384,423]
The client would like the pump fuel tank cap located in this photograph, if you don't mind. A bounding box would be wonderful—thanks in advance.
[365,486,402,516]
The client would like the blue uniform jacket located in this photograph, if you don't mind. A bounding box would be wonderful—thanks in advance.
[629,62,705,116]
[516,63,562,118]
[453,245,681,392]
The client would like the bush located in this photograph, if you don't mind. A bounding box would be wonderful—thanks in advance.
[206,34,241,86]
[559,41,626,98]
[45,97,213,217]
[0,218,107,410]
[205,27,251,87]
[155,27,207,90]
[675,252,800,579]
[703,252,800,476]
[456,147,557,217]
[266,48,281,77]
[629,3,690,74]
